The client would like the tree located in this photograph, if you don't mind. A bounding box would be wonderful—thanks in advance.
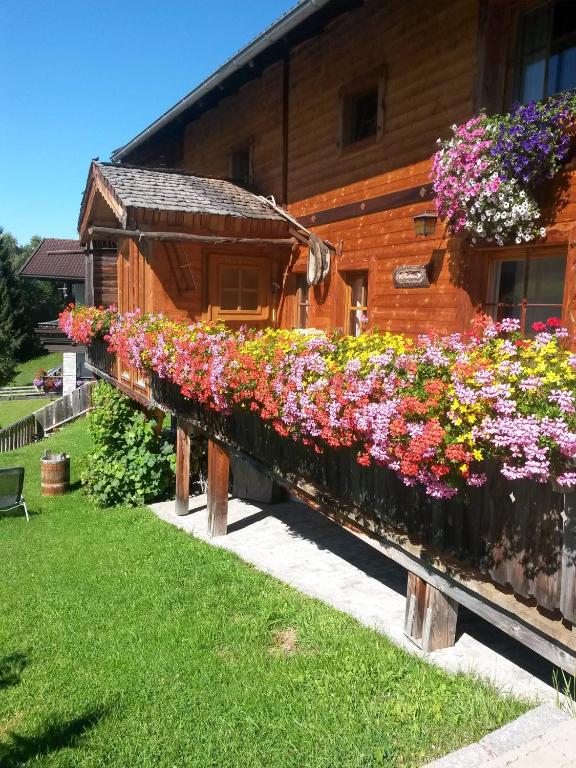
[0,328,16,387]
[2,231,65,327]
[0,230,41,360]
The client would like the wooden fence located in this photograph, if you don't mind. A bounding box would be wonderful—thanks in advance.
[0,385,47,401]
[0,414,42,452]
[0,382,95,454]
[34,382,94,433]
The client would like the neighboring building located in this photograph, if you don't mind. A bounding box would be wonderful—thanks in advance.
[19,238,86,304]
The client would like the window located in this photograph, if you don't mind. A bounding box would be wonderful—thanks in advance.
[209,254,269,323]
[230,145,252,187]
[339,71,384,149]
[220,266,260,311]
[346,272,369,337]
[485,251,566,334]
[295,275,310,329]
[515,1,576,103]
[344,90,378,144]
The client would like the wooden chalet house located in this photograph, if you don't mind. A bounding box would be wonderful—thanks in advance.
[80,0,576,673]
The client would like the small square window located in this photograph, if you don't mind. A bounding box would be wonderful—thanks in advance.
[219,266,261,312]
[209,255,269,324]
[343,89,379,146]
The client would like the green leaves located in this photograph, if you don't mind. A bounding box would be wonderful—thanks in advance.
[82,383,175,507]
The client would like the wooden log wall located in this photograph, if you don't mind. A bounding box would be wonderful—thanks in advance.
[93,251,118,307]
[181,61,285,202]
[128,0,576,339]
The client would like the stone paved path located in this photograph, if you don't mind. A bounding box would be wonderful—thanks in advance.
[149,493,560,703]
[423,703,575,766]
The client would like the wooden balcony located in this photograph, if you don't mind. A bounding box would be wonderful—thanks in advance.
[151,372,576,674]
[86,340,152,406]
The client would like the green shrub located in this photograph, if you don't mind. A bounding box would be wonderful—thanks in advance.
[83,382,175,507]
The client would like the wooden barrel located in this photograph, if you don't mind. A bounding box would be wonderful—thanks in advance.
[41,452,70,496]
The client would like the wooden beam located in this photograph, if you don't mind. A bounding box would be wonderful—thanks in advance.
[297,183,434,228]
[421,582,459,652]
[207,438,229,537]
[175,419,191,516]
[88,226,294,247]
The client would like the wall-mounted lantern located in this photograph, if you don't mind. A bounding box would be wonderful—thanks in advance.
[413,211,438,237]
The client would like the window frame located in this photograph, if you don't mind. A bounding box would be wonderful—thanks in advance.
[208,253,270,323]
[344,270,369,337]
[229,139,254,188]
[294,273,310,329]
[338,69,385,153]
[484,247,567,334]
[513,0,576,103]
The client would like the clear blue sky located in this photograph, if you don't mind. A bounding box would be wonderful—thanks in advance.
[0,0,292,245]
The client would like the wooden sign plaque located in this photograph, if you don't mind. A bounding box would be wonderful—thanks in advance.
[393,264,430,288]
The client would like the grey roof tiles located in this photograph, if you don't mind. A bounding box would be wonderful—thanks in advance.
[96,162,282,221]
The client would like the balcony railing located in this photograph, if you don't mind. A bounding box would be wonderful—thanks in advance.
[86,340,117,380]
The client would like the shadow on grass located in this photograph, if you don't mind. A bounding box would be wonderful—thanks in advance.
[0,652,28,690]
[0,706,109,768]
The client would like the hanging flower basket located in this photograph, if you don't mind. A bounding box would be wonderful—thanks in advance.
[432,90,576,246]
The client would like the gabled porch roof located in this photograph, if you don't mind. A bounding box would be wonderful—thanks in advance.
[78,161,287,241]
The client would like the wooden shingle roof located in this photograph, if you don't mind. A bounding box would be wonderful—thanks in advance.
[94,162,283,222]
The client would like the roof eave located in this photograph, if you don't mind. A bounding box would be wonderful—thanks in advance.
[20,273,85,283]
[110,0,339,162]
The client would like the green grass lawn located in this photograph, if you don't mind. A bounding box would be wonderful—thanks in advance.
[0,398,52,429]
[11,351,63,386]
[0,420,529,767]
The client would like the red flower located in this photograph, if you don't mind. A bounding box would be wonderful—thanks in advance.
[546,317,561,328]
[531,321,546,332]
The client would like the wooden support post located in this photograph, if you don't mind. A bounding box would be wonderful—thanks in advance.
[404,572,427,643]
[207,438,229,537]
[560,492,576,624]
[175,419,191,516]
[404,572,458,652]
[421,583,459,652]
